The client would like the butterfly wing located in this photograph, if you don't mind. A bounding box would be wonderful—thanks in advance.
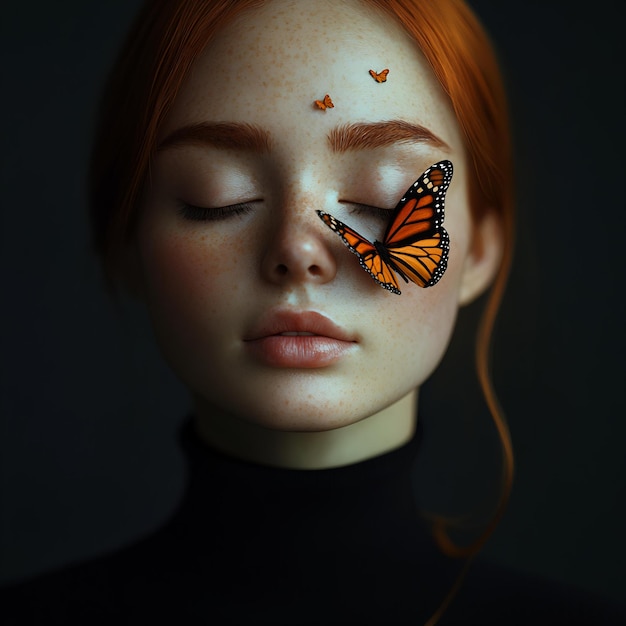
[315,94,334,110]
[375,69,389,82]
[369,69,389,83]
[381,160,452,288]
[317,211,401,294]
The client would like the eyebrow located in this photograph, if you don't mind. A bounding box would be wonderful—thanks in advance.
[157,122,272,153]
[157,119,448,154]
[328,120,449,152]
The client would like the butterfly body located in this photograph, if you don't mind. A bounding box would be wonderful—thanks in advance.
[317,161,452,295]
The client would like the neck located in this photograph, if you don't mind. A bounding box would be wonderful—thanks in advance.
[193,389,418,470]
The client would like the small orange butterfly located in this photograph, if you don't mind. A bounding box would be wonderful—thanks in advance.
[369,68,389,83]
[314,94,334,111]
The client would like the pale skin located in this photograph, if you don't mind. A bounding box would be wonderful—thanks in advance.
[133,0,502,469]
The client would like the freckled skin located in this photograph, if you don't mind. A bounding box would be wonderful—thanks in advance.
[136,0,495,467]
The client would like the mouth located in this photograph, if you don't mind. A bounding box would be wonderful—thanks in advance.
[244,311,357,368]
[244,311,356,342]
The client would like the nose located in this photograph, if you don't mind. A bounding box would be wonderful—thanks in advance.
[260,203,337,287]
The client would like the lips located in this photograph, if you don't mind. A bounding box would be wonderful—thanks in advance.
[244,311,357,368]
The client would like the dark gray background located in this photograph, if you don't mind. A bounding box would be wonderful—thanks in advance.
[1,0,624,604]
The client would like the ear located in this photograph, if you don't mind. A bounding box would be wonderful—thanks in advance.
[458,209,503,306]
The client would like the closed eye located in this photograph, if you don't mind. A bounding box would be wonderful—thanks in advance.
[176,201,259,221]
[344,202,393,221]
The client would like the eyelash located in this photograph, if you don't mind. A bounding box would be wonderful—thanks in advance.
[176,200,391,222]
[347,203,393,221]
[176,201,255,222]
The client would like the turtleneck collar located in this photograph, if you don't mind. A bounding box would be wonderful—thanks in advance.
[161,417,463,624]
[177,416,424,546]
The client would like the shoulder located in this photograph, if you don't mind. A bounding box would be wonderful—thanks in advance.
[1,555,129,625]
[442,557,626,626]
[0,534,181,625]
[2,543,625,625]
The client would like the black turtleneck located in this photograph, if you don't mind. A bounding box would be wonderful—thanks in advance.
[2,419,624,625]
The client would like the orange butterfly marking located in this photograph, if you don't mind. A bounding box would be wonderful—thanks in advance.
[314,94,334,111]
[369,68,389,83]
[317,161,452,295]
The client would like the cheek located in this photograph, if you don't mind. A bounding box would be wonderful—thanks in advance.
[136,225,246,356]
[389,283,458,369]
[368,239,467,393]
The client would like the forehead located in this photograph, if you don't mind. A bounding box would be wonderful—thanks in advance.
[162,0,462,150]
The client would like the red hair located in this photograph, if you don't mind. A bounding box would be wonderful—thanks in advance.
[89,0,515,618]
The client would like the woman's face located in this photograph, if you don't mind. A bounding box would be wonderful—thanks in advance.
[137,0,477,431]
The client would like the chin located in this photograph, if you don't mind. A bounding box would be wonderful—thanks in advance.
[243,402,367,433]
[251,411,361,433]
[192,390,368,433]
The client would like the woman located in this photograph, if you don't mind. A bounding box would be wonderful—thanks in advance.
[2,1,624,624]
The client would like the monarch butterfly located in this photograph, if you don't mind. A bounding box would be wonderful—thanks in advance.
[369,68,389,83]
[317,161,452,295]
[314,94,334,111]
